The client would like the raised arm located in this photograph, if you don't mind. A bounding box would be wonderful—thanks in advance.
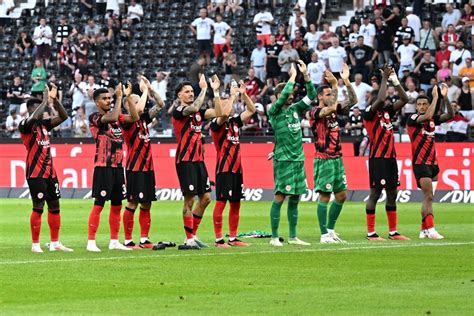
[292,60,317,114]
[315,70,339,118]
[49,84,68,128]
[207,74,223,119]
[340,63,357,108]
[439,83,454,123]
[239,80,257,123]
[183,74,208,116]
[390,70,409,111]
[415,86,438,123]
[369,64,391,112]
[101,83,123,123]
[24,86,49,128]
[141,76,165,117]
[268,63,297,116]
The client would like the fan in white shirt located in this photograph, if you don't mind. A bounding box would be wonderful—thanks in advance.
[126,0,143,24]
[325,38,347,72]
[395,37,422,77]
[359,15,376,47]
[307,52,327,85]
[351,73,373,110]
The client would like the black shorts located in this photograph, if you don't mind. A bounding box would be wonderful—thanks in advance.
[368,158,399,189]
[216,172,244,202]
[36,43,51,59]
[266,66,281,79]
[27,177,61,202]
[92,167,126,202]
[176,161,211,196]
[197,40,212,54]
[126,170,157,202]
[413,164,440,188]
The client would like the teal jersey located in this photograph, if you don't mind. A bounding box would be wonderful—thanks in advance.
[268,81,316,161]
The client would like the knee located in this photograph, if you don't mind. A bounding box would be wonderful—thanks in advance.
[335,191,347,203]
[318,192,331,203]
[424,191,433,202]
[140,202,151,210]
[94,199,105,207]
[369,190,382,202]
[274,194,285,203]
[200,194,211,207]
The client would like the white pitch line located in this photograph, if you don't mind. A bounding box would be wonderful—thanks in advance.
[1,241,473,266]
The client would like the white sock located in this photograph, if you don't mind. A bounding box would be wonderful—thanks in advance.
[50,241,60,247]
[109,239,119,245]
[87,240,96,246]
[140,237,148,243]
[32,243,40,248]
[124,239,133,245]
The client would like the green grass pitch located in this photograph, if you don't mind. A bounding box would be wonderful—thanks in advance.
[0,199,473,315]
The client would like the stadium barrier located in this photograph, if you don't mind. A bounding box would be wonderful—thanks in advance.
[0,142,472,203]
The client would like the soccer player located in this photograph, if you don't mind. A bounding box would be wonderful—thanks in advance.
[19,85,73,253]
[308,64,357,243]
[362,65,410,241]
[172,74,221,249]
[210,80,256,248]
[87,84,135,252]
[407,84,453,239]
[120,77,164,249]
[267,60,316,247]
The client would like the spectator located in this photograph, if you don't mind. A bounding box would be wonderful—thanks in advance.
[106,0,120,19]
[435,41,451,68]
[304,0,323,27]
[442,24,460,52]
[222,50,236,89]
[348,23,360,48]
[84,19,102,45]
[401,81,418,128]
[414,51,438,92]
[277,39,299,81]
[275,23,289,47]
[394,17,414,50]
[345,107,363,156]
[446,101,470,142]
[446,76,461,103]
[80,74,99,119]
[98,68,117,91]
[303,23,319,52]
[55,15,77,51]
[405,7,421,44]
[441,3,462,31]
[351,73,373,110]
[314,41,327,60]
[458,77,473,111]
[420,19,438,55]
[79,0,93,17]
[374,17,391,67]
[244,68,267,102]
[188,57,206,90]
[337,24,351,53]
[7,76,26,113]
[265,35,281,87]
[30,59,47,98]
[449,41,470,78]
[395,35,422,77]
[350,35,377,82]
[326,37,347,73]
[118,21,132,42]
[13,30,33,56]
[288,8,307,40]
[57,37,76,79]
[437,60,452,82]
[255,103,269,131]
[33,17,53,68]
[74,34,90,75]
[5,109,21,138]
[96,0,107,15]
[253,7,274,45]
[460,4,474,48]
[0,0,14,30]
[68,72,85,110]
[190,8,214,64]
[213,13,231,61]
[102,18,119,43]
[383,5,402,38]
[359,14,376,48]
[126,0,143,25]
[297,41,312,65]
[336,78,348,105]
[225,0,243,14]
[208,0,226,13]
[319,22,336,49]
[307,52,326,88]
[151,71,169,102]
[72,107,89,137]
[459,57,474,89]
[48,74,63,103]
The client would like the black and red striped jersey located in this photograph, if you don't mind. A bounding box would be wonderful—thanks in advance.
[120,112,154,172]
[309,106,342,159]
[407,114,440,165]
[210,116,243,174]
[363,106,397,159]
[172,106,206,164]
[19,119,57,179]
[89,112,124,168]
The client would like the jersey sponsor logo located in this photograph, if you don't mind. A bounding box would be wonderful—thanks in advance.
[110,127,122,136]
[37,139,51,147]
[227,135,240,144]
[191,124,202,132]
[139,133,150,142]
[422,130,435,137]
[287,122,300,130]
[381,120,393,130]
[328,121,339,129]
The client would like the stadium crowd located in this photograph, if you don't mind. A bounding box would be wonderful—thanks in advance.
[1,0,474,152]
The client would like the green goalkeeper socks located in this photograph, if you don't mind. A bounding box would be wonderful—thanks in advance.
[287,198,299,239]
[270,200,283,238]
[317,202,329,235]
[328,200,344,230]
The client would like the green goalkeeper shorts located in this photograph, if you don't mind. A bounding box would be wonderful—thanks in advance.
[273,160,307,195]
[313,157,347,193]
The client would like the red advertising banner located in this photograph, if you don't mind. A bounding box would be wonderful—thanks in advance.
[0,143,472,190]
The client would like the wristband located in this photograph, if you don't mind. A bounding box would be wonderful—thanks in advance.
[390,76,400,86]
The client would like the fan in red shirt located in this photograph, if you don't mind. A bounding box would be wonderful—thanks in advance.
[362,65,410,241]
[172,74,221,249]
[86,84,139,252]
[406,84,454,240]
[19,84,73,253]
[210,80,256,248]
[119,77,164,249]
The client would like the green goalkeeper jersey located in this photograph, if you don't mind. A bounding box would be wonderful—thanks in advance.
[268,81,316,162]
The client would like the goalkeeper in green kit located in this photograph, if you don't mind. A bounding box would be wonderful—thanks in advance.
[267,60,316,247]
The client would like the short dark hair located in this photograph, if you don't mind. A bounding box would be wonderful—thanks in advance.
[26,98,42,110]
[175,81,193,98]
[416,95,430,103]
[317,85,331,96]
[93,88,109,101]
[357,35,364,40]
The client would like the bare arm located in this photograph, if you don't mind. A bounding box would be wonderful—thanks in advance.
[416,87,438,123]
[392,75,409,112]
[183,75,208,116]
[240,88,256,124]
[439,83,454,123]
[101,84,123,123]
[49,84,68,128]
[340,63,357,108]
[24,87,49,128]
[371,65,391,112]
